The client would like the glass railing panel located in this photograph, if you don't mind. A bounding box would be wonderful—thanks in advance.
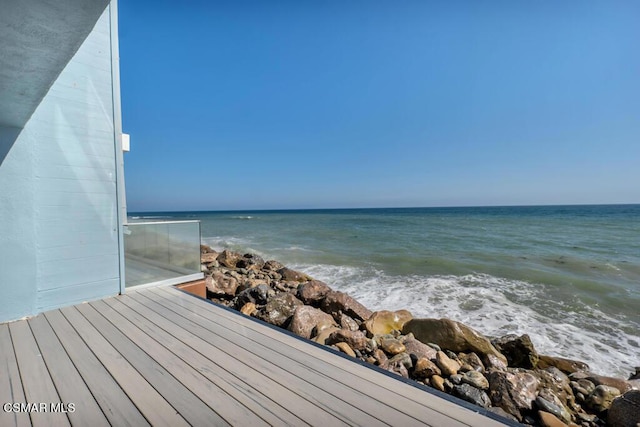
[124,220,202,288]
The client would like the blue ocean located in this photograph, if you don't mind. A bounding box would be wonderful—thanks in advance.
[131,204,640,377]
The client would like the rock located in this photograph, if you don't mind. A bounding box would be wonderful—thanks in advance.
[536,367,574,410]
[233,284,273,308]
[389,353,413,370]
[216,250,242,268]
[201,244,216,254]
[538,411,566,427]
[388,360,410,378]
[201,252,219,263]
[431,375,446,392]
[414,358,441,379]
[586,384,620,412]
[312,327,341,345]
[363,310,413,336]
[277,267,312,283]
[288,306,336,339]
[321,291,373,322]
[487,407,520,422]
[535,396,571,424]
[262,260,285,271]
[453,383,491,408]
[436,351,461,376]
[458,352,485,372]
[571,378,596,397]
[236,253,265,270]
[402,318,507,367]
[338,314,359,331]
[585,374,632,393]
[402,334,438,361]
[373,349,389,369]
[462,371,489,390]
[258,293,303,327]
[629,367,640,381]
[335,342,356,358]
[297,280,332,305]
[240,302,257,316]
[326,330,368,351]
[608,389,640,427]
[488,370,540,421]
[492,334,539,369]
[538,355,590,374]
[380,338,406,356]
[206,271,239,296]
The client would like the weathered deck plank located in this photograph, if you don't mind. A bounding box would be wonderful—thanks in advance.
[0,324,31,427]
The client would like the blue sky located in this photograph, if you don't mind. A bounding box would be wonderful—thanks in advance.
[119,1,640,212]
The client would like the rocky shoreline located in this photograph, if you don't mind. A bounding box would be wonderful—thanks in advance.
[200,245,640,427]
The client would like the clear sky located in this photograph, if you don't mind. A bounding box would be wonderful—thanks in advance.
[119,1,640,212]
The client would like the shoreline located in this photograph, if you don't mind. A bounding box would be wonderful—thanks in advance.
[200,245,639,426]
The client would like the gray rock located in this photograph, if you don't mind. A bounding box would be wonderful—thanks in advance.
[608,389,640,427]
[587,384,621,412]
[233,284,273,308]
[488,370,539,421]
[258,293,303,327]
[535,396,571,424]
[462,370,489,390]
[491,334,539,369]
[453,383,491,408]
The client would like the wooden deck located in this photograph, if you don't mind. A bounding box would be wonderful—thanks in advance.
[1,286,510,426]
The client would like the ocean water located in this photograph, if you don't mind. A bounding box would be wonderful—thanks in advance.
[131,205,640,378]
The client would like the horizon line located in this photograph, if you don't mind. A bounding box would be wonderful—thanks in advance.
[128,202,640,214]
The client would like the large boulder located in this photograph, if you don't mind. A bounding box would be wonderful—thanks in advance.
[325,330,368,351]
[492,334,539,369]
[236,253,265,270]
[277,267,312,283]
[538,355,589,374]
[608,389,640,427]
[402,334,437,361]
[586,385,621,412]
[488,370,540,421]
[363,310,413,336]
[233,284,274,309]
[402,318,507,366]
[453,383,491,408]
[216,249,243,268]
[257,293,303,327]
[288,306,336,339]
[321,291,372,322]
[205,271,239,296]
[297,280,332,305]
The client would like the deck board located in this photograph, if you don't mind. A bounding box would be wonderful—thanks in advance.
[0,324,31,427]
[27,314,109,427]
[0,286,509,427]
[141,288,433,426]
[8,321,70,427]
[43,310,150,427]
[106,294,312,426]
[156,286,499,427]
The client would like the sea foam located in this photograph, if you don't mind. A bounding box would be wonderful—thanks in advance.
[295,263,639,378]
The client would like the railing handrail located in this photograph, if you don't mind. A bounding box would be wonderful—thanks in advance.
[126,220,201,226]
